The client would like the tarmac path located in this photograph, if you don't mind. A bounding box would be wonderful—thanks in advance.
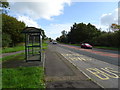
[59,44,119,66]
[1,43,119,89]
[45,43,119,89]
[1,50,25,58]
[45,44,102,89]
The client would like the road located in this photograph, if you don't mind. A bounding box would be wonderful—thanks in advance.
[50,43,120,88]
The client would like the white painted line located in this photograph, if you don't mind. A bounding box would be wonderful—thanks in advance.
[60,52,105,88]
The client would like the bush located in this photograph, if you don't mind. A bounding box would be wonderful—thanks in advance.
[2,14,25,47]
[2,33,12,47]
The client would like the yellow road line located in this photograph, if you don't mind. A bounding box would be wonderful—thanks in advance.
[86,67,119,80]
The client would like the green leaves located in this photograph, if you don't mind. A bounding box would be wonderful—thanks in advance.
[58,22,100,44]
[2,14,26,47]
[57,22,119,48]
[2,33,12,47]
[1,2,9,8]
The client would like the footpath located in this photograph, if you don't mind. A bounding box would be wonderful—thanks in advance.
[1,50,25,58]
[45,45,102,89]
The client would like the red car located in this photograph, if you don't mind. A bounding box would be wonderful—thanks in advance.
[81,43,92,49]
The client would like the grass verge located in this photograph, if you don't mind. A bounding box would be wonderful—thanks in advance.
[94,46,119,51]
[2,42,48,53]
[2,42,48,88]
[2,46,24,53]
[42,43,48,50]
[1,53,24,62]
[61,43,119,51]
[2,67,45,88]
[2,42,48,61]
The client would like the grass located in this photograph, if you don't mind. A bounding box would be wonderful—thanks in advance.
[2,46,25,53]
[2,46,46,88]
[2,42,48,61]
[94,46,119,51]
[42,43,48,50]
[2,42,48,53]
[2,67,45,88]
[2,53,45,88]
[0,48,1,54]
[1,53,25,62]
[61,43,119,51]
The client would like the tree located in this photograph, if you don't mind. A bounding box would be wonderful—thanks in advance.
[1,2,9,8]
[2,14,26,47]
[61,30,67,37]
[57,22,119,48]
[56,37,60,42]
[67,23,80,43]
[0,1,10,47]
[39,29,46,40]
[0,1,10,14]
[110,23,120,31]
[58,30,68,43]
[2,33,12,47]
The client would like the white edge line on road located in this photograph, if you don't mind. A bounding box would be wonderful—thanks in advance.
[62,53,105,88]
[43,52,45,69]
[42,51,46,87]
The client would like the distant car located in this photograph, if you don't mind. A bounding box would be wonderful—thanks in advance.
[52,42,57,44]
[81,43,92,49]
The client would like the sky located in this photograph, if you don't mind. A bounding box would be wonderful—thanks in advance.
[7,0,119,39]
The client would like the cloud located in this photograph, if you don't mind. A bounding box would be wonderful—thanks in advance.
[43,23,72,39]
[101,8,118,26]
[118,8,120,24]
[8,0,119,2]
[17,16,40,28]
[92,23,109,31]
[8,0,72,38]
[9,0,71,20]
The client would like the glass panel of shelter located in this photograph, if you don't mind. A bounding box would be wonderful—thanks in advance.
[25,33,42,61]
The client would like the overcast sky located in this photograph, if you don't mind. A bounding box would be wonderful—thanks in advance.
[8,0,119,39]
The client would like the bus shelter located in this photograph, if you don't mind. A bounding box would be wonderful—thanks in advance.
[21,27,42,62]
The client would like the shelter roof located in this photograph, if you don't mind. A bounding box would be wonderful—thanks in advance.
[22,27,42,34]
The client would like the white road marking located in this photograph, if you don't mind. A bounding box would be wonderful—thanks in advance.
[61,53,120,80]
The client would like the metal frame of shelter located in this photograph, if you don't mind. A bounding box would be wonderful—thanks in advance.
[21,27,42,62]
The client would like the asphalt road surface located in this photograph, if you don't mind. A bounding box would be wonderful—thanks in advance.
[50,43,120,88]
